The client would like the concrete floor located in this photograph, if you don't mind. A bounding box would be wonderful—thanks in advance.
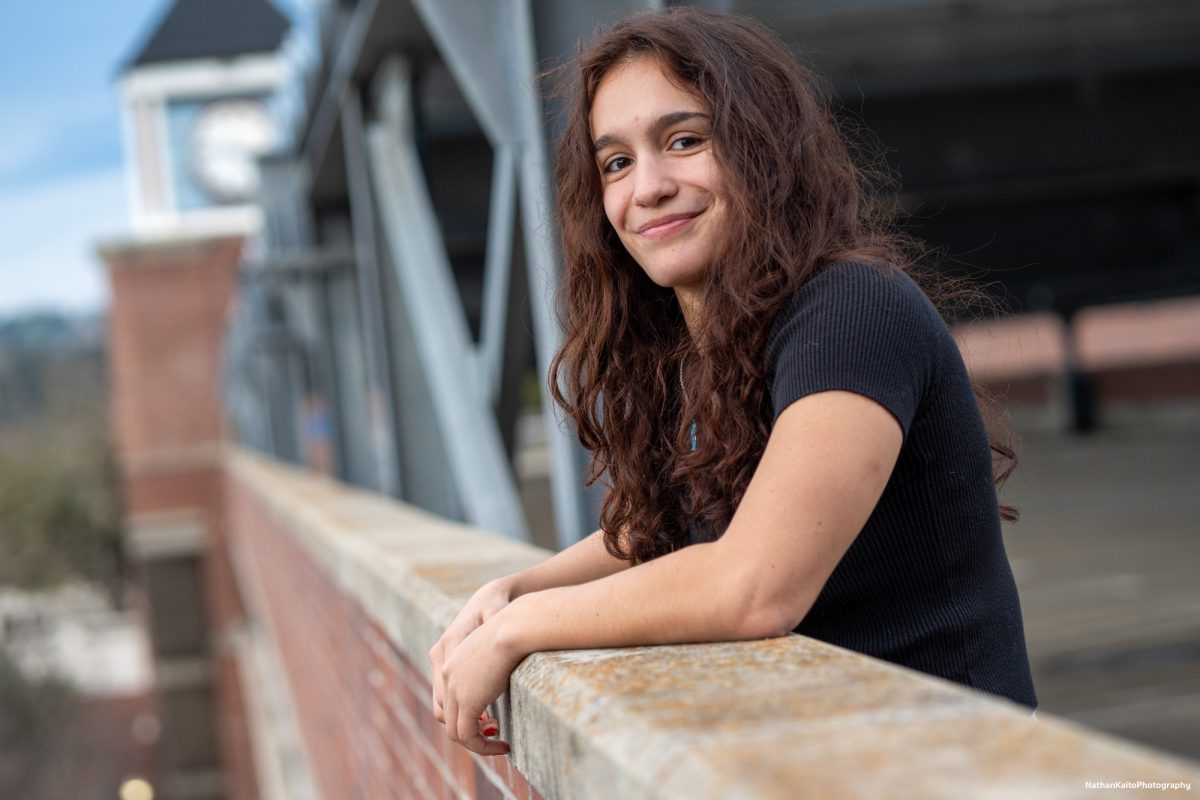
[514,406,1200,763]
[1001,410,1200,762]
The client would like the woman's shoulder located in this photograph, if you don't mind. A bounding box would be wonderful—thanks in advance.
[768,260,942,346]
[792,259,929,307]
[762,259,951,431]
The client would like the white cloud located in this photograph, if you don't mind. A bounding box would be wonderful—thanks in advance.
[0,99,123,190]
[0,125,55,179]
[0,166,130,316]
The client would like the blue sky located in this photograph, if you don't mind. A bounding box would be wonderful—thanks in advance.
[0,1,301,318]
[0,0,159,316]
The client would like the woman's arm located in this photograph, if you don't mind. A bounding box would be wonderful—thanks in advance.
[500,391,902,650]
[438,390,904,753]
[499,526,633,599]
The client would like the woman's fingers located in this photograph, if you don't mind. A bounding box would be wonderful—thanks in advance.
[444,691,507,756]
[429,646,446,723]
[455,705,509,756]
[429,627,468,723]
[444,692,458,746]
[466,733,511,757]
[432,680,444,723]
[430,599,513,755]
[444,695,506,756]
[430,626,470,707]
[434,687,497,737]
[477,712,497,734]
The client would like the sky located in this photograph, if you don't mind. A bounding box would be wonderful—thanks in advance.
[0,1,302,319]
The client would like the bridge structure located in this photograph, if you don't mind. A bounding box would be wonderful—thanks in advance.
[226,0,1200,543]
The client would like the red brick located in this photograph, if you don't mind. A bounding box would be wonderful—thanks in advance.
[449,747,476,796]
[507,762,531,800]
[395,758,418,800]
[104,236,243,460]
[397,671,422,724]
[471,760,506,800]
[422,749,449,800]
[493,754,512,786]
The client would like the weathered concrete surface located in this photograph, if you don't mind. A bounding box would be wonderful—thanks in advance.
[227,446,1200,799]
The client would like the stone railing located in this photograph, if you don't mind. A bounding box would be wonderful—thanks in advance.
[223,447,1200,799]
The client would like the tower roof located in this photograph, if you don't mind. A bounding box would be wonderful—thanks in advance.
[124,0,290,70]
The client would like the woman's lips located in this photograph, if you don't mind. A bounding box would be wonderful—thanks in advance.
[637,211,701,240]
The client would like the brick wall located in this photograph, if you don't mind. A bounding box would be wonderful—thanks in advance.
[105,236,243,461]
[209,472,256,800]
[102,232,256,800]
[226,467,545,800]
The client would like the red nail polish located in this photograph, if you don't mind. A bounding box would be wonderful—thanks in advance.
[483,726,498,737]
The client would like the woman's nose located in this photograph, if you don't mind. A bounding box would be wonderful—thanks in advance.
[632,158,678,207]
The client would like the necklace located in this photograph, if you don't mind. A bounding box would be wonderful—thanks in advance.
[679,358,697,452]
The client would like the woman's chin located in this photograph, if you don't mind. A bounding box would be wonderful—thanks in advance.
[642,265,707,292]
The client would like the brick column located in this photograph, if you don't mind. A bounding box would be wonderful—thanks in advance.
[101,233,257,800]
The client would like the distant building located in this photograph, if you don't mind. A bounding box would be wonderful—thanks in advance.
[116,0,290,238]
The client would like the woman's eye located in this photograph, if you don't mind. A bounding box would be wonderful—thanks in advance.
[670,135,703,151]
[603,156,632,174]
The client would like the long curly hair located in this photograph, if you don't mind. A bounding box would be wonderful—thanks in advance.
[548,8,1016,565]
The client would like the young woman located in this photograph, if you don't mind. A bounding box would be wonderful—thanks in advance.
[429,8,1038,756]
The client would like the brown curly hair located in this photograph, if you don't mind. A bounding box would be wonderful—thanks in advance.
[548,7,1016,565]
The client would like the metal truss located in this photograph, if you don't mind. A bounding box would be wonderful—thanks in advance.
[228,0,667,547]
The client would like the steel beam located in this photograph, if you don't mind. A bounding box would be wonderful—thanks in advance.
[368,58,529,540]
[342,88,403,497]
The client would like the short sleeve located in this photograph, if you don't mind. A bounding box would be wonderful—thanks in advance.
[765,262,945,437]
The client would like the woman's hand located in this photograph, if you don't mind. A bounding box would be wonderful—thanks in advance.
[428,579,515,733]
[438,613,526,756]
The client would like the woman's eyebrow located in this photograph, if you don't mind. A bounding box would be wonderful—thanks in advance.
[592,110,711,153]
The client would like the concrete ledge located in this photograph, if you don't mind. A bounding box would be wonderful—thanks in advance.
[225,447,1200,798]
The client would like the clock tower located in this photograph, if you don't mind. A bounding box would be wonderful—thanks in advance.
[100,2,292,798]
[117,0,290,236]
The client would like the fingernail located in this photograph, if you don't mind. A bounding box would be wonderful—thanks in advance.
[478,714,485,721]
[483,726,498,737]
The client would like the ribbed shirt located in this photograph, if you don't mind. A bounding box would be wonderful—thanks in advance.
[687,260,1038,709]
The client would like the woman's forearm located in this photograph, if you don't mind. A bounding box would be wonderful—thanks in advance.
[494,537,793,658]
[501,528,632,599]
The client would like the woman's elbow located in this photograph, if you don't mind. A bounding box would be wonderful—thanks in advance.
[744,606,801,638]
[736,596,809,640]
[710,544,814,640]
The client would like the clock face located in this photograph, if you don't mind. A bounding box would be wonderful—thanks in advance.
[188,100,276,202]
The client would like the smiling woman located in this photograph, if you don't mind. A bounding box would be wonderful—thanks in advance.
[590,59,725,328]
[428,7,1038,757]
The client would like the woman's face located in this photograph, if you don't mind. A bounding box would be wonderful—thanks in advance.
[589,57,728,304]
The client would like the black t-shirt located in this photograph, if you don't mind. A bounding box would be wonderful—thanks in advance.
[689,261,1038,709]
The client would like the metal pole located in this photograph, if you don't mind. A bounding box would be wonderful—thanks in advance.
[342,88,403,496]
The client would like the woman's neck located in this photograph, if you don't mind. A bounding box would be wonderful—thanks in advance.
[675,287,704,343]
